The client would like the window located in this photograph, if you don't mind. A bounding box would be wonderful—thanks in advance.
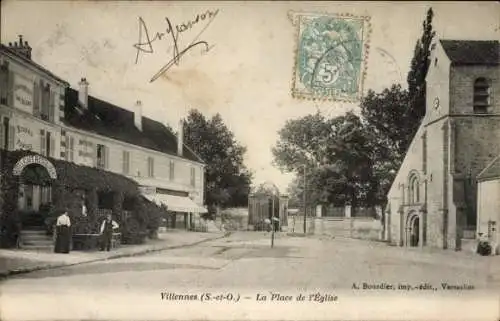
[40,130,52,156]
[2,117,10,150]
[96,144,107,169]
[123,151,130,174]
[49,90,55,122]
[473,78,490,113]
[41,83,50,121]
[408,174,420,204]
[0,61,9,105]
[147,156,154,177]
[190,167,196,187]
[65,136,74,162]
[169,160,175,180]
[46,132,51,156]
[33,79,40,117]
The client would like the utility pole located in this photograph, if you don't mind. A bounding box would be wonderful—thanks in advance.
[271,195,275,248]
[303,164,307,234]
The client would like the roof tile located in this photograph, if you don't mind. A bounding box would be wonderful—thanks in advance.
[440,40,499,65]
[63,88,204,164]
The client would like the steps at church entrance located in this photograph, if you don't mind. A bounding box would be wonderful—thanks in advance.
[20,230,53,250]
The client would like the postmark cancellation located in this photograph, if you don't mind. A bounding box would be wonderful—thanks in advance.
[289,11,372,102]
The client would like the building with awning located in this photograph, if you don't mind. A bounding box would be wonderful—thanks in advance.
[143,193,207,214]
[0,35,208,249]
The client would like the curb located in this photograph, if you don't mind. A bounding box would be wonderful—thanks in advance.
[0,232,231,280]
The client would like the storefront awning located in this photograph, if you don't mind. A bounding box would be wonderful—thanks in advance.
[143,193,208,214]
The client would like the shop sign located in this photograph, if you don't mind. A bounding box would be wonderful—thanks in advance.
[13,155,57,179]
[13,74,33,113]
[15,124,34,151]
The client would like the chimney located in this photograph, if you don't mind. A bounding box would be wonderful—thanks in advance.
[134,100,143,131]
[7,35,32,60]
[78,78,89,109]
[177,119,184,156]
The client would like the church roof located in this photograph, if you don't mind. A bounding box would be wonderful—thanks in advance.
[477,155,500,181]
[440,40,499,66]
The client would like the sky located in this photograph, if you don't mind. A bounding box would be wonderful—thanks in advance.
[1,1,498,192]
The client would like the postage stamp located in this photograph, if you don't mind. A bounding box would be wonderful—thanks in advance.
[289,11,371,102]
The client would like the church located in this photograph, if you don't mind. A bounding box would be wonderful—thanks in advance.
[384,38,499,252]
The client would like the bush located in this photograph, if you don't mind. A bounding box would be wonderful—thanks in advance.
[477,241,492,256]
[72,215,99,234]
[0,211,21,248]
[121,218,148,244]
[72,234,100,250]
[43,206,61,236]
[139,198,163,238]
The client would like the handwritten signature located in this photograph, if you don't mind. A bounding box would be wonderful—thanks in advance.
[133,9,219,83]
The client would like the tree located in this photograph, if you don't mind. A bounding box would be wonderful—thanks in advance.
[272,112,332,173]
[407,7,436,134]
[273,112,376,208]
[184,110,253,215]
[359,84,410,201]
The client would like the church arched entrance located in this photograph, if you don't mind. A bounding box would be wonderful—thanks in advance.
[406,213,420,247]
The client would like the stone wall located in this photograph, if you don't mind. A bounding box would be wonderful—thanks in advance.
[220,207,249,231]
[311,217,382,240]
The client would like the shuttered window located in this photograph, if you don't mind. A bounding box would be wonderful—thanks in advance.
[33,80,40,117]
[147,157,154,177]
[0,119,3,150]
[65,135,75,162]
[0,62,9,105]
[169,160,175,180]
[49,90,55,122]
[41,83,50,121]
[49,133,54,157]
[7,70,13,106]
[8,124,15,150]
[190,167,196,187]
[41,131,53,157]
[40,130,46,156]
[105,145,110,169]
[123,151,130,174]
[96,144,107,169]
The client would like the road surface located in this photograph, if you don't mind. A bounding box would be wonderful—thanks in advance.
[1,232,499,320]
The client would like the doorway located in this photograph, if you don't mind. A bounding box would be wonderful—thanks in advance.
[409,216,420,247]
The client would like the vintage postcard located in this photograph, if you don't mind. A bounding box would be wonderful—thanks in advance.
[0,1,499,320]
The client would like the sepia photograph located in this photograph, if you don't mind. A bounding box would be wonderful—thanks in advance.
[0,1,499,320]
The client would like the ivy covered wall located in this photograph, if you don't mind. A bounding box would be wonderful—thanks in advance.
[0,150,164,248]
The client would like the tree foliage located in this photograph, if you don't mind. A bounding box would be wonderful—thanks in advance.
[273,112,377,207]
[407,7,436,134]
[183,109,252,210]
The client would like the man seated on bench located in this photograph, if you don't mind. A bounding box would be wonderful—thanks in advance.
[100,214,119,251]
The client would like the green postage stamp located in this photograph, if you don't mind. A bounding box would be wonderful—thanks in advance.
[289,11,372,102]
